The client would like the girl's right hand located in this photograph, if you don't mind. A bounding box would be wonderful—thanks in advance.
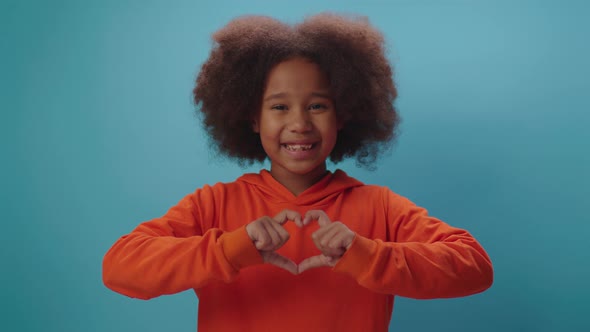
[245,210,302,274]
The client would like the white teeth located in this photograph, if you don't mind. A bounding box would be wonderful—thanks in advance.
[284,144,313,151]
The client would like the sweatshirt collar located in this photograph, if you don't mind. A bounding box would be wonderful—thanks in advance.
[237,169,363,206]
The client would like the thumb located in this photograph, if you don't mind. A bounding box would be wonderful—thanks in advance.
[261,251,298,275]
[297,254,337,274]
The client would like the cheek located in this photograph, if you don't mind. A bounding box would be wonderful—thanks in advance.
[258,124,281,149]
[320,127,339,154]
[259,125,279,141]
[324,118,340,144]
[327,131,338,148]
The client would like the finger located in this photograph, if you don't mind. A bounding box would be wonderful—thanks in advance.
[268,220,291,244]
[311,221,335,240]
[321,231,350,257]
[319,245,345,257]
[321,223,351,248]
[274,209,302,227]
[298,254,335,274]
[252,226,272,250]
[327,229,355,251]
[310,225,345,257]
[311,223,338,250]
[303,210,331,226]
[314,223,340,247]
[311,227,326,252]
[261,219,282,250]
[262,251,298,275]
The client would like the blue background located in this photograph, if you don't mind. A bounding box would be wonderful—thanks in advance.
[2,0,589,331]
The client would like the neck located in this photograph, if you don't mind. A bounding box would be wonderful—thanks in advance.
[270,164,328,196]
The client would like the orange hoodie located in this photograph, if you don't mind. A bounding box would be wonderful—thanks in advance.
[103,170,493,332]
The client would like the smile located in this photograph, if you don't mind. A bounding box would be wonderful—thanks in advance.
[282,143,315,151]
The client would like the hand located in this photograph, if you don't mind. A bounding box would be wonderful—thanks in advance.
[298,210,356,273]
[246,209,302,274]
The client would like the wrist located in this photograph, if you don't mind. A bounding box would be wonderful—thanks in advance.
[345,232,356,250]
[220,226,264,269]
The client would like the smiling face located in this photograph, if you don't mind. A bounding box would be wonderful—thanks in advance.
[253,57,340,190]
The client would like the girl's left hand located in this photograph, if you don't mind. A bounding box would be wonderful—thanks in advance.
[298,210,356,273]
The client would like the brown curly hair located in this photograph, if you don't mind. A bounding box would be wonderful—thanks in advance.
[193,13,399,168]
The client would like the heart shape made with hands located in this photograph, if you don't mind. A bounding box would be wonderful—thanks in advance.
[245,209,356,275]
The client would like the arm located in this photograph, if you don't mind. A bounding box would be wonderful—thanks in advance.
[102,187,262,300]
[328,189,493,298]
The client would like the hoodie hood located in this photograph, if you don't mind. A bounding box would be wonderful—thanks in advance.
[237,169,364,207]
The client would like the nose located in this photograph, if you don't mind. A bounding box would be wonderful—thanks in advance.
[288,108,312,133]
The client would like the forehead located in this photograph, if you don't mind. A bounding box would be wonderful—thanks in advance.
[263,57,330,94]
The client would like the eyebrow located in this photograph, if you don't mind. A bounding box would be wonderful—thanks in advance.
[263,91,332,102]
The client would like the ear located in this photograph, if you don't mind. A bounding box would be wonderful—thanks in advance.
[252,119,260,133]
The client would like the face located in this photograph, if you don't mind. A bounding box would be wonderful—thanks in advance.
[253,57,341,182]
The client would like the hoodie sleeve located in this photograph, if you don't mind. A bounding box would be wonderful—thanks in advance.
[102,186,263,300]
[333,188,493,299]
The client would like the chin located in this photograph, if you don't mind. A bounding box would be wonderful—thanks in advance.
[286,163,326,176]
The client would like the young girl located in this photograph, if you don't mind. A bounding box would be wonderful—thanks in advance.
[103,13,493,332]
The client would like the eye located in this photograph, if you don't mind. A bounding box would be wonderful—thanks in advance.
[309,103,328,112]
[271,104,287,111]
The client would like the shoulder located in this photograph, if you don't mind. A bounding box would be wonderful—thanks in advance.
[344,180,414,209]
[185,175,254,204]
[337,172,389,203]
[349,183,386,196]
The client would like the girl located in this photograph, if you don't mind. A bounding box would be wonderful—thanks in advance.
[103,13,493,332]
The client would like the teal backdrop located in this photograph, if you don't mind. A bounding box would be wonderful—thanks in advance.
[2,0,589,331]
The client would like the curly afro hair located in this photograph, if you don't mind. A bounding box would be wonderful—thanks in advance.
[193,13,399,168]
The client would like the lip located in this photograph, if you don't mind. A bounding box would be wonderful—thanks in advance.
[280,140,318,145]
[281,142,319,160]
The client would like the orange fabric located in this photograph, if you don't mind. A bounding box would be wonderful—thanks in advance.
[103,170,493,332]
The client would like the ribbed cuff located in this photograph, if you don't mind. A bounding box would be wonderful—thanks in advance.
[220,225,264,270]
[333,234,377,277]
